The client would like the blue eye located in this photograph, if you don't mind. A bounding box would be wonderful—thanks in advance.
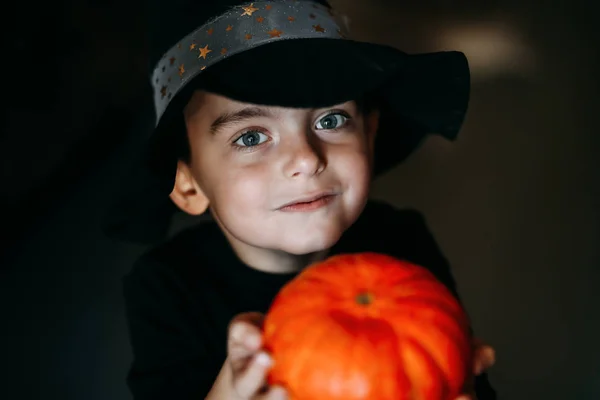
[234,130,269,147]
[315,113,348,130]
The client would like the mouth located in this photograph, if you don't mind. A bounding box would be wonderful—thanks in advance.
[278,192,339,212]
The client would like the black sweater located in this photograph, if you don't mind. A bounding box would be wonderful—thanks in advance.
[123,200,496,399]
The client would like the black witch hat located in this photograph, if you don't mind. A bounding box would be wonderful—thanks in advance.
[104,0,471,244]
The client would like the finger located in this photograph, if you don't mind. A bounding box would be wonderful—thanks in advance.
[228,313,265,370]
[229,312,265,348]
[231,312,265,329]
[257,385,288,400]
[473,344,496,375]
[454,396,473,400]
[229,320,263,352]
[232,351,273,398]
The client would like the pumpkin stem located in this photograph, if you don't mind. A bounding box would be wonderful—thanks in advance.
[355,292,374,305]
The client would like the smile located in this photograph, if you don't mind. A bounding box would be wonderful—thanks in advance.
[278,193,339,212]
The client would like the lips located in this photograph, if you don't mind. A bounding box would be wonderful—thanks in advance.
[278,192,338,212]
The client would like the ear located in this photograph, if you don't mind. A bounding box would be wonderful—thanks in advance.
[169,160,209,215]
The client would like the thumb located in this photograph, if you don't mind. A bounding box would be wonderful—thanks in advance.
[474,344,496,375]
[228,312,265,372]
[232,351,273,398]
[257,385,288,400]
[232,311,265,329]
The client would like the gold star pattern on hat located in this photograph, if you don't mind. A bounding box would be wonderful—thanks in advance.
[241,3,259,16]
[198,45,212,59]
[153,0,354,125]
[268,28,283,38]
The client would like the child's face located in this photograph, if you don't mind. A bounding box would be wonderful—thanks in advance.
[172,90,378,256]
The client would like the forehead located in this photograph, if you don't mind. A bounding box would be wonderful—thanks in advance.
[183,90,358,130]
[184,90,241,120]
[185,90,305,119]
[184,91,287,137]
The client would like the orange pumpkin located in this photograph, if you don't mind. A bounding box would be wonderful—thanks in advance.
[263,252,472,400]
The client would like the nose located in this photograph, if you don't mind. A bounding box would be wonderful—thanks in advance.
[282,133,326,179]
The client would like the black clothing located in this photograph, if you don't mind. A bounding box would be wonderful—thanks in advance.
[123,200,496,399]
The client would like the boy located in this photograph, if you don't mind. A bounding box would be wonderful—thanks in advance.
[107,0,497,399]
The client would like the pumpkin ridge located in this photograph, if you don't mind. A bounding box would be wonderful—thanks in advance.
[387,295,466,325]
[401,336,452,400]
[267,288,351,318]
[328,310,411,399]
[390,277,456,298]
[265,311,334,394]
[384,298,470,361]
[393,311,469,353]
[285,317,334,398]
[390,319,470,395]
[272,311,399,399]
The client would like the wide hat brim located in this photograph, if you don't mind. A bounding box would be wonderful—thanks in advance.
[104,37,470,244]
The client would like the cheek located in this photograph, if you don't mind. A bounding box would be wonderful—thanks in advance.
[192,138,269,205]
[329,143,373,187]
[208,165,272,216]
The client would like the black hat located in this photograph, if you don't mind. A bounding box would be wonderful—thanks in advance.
[104,0,471,244]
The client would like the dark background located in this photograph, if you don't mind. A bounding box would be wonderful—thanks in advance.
[2,1,599,399]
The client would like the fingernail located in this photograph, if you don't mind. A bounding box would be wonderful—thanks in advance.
[271,386,288,399]
[255,352,272,366]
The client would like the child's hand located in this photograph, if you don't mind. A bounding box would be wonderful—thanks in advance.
[212,316,494,400]
[472,337,496,376]
[455,337,497,400]
[209,312,287,400]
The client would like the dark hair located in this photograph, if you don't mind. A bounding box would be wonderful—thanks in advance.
[174,93,380,164]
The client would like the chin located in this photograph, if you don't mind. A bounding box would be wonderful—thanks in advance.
[277,228,344,256]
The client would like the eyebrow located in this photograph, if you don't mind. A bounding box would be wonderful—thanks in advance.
[209,106,275,135]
